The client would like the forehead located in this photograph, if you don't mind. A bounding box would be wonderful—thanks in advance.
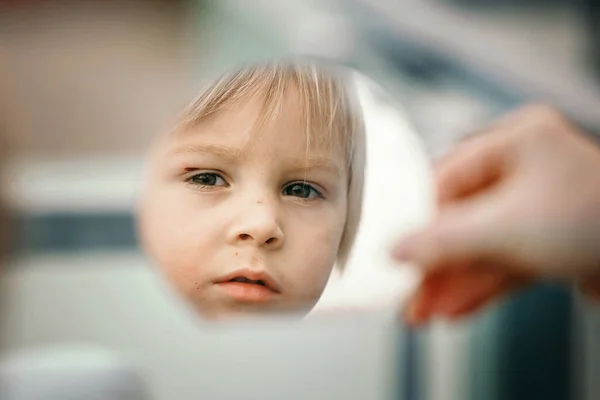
[165,87,349,164]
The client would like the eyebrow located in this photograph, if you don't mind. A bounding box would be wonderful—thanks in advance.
[170,144,245,163]
[170,143,343,175]
[287,157,343,175]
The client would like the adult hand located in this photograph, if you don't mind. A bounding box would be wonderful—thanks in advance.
[392,104,600,325]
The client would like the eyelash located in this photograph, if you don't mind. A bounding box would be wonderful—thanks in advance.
[283,181,324,200]
[185,172,324,200]
[186,172,228,189]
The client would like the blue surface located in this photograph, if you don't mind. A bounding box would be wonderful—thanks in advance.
[12,213,138,253]
[497,284,573,400]
[400,327,421,400]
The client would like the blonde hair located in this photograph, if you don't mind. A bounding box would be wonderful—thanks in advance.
[174,59,365,269]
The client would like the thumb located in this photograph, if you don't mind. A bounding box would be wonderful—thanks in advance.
[393,194,506,270]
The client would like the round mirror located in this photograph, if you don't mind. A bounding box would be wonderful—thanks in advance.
[137,57,435,321]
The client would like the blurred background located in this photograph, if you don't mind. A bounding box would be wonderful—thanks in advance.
[1,0,599,399]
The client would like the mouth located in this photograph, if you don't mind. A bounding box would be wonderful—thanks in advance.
[214,269,281,302]
[229,276,269,287]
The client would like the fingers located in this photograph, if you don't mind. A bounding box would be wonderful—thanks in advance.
[435,127,513,206]
[393,122,519,270]
[404,268,532,326]
[397,104,567,324]
[404,271,445,325]
[393,192,505,270]
[434,103,570,206]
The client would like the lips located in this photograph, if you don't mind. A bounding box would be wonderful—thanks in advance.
[214,269,281,302]
[216,269,281,293]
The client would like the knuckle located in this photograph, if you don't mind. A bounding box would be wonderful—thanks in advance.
[522,103,564,124]
[519,103,570,142]
[426,225,453,258]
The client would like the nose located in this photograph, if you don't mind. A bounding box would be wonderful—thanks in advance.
[227,200,284,249]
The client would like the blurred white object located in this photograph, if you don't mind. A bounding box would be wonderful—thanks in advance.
[0,258,403,399]
[221,0,356,60]
[2,155,143,214]
[0,345,147,400]
[314,71,435,312]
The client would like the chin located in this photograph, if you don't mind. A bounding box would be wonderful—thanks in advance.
[193,302,315,322]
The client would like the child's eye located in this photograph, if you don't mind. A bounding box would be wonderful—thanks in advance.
[283,182,323,199]
[187,172,228,187]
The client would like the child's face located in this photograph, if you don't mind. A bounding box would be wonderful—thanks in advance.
[139,89,349,319]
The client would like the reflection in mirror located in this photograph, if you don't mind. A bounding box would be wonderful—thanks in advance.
[137,58,433,321]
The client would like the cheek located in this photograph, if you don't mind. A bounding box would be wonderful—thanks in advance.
[138,185,220,290]
[284,200,348,299]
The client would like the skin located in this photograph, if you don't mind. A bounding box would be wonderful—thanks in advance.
[138,88,348,319]
[392,104,600,325]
